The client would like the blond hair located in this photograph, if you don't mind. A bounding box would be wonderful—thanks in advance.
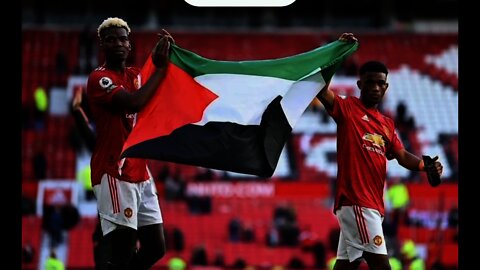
[97,17,131,39]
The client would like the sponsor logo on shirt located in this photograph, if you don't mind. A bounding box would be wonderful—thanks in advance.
[362,133,384,147]
[125,113,137,126]
[362,133,385,156]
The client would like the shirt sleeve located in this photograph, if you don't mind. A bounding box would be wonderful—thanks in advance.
[386,128,405,160]
[87,71,125,105]
[327,94,349,123]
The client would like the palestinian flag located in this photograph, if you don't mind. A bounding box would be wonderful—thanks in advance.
[122,40,358,177]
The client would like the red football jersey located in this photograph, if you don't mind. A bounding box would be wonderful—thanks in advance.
[86,65,150,186]
[327,95,404,215]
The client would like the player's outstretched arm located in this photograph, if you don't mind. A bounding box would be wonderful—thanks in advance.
[394,149,444,186]
[316,33,358,111]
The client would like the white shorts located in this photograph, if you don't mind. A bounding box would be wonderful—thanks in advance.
[335,205,387,262]
[93,174,163,236]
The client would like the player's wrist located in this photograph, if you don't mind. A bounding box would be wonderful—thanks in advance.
[418,160,425,171]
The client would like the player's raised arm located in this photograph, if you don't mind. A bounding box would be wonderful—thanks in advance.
[316,33,358,111]
[112,34,172,112]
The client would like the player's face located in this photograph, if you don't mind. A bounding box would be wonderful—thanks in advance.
[101,27,131,62]
[357,72,389,107]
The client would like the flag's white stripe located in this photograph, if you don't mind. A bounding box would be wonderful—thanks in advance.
[193,72,325,128]
[280,71,325,127]
[193,74,292,125]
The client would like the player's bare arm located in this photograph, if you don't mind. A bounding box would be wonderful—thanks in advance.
[394,148,443,176]
[112,34,172,112]
[316,33,358,111]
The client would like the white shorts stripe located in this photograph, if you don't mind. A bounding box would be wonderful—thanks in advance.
[108,175,120,214]
[354,205,369,244]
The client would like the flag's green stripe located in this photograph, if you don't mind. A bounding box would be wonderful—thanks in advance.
[170,41,358,81]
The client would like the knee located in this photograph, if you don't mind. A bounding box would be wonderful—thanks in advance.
[150,234,167,261]
[142,243,166,264]
[151,245,166,261]
[382,261,392,270]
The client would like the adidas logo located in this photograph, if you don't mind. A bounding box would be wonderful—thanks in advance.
[362,115,369,122]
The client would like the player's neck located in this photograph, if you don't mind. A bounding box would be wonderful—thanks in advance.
[360,97,378,109]
[105,60,126,73]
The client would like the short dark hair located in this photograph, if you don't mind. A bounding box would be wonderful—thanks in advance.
[359,61,388,76]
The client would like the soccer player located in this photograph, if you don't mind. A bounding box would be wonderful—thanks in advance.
[316,33,443,270]
[86,17,173,270]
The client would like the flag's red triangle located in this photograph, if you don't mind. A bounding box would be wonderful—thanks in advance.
[123,56,218,152]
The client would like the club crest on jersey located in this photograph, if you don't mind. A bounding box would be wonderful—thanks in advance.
[373,235,383,246]
[133,76,141,89]
[124,207,133,218]
[383,126,391,139]
[99,77,116,92]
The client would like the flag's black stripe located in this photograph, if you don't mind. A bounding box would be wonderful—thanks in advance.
[122,96,291,177]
